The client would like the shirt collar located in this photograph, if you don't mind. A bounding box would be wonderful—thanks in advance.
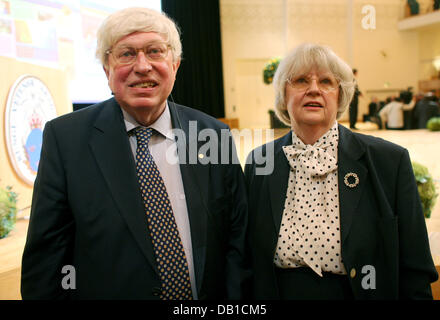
[121,102,174,141]
[291,121,339,154]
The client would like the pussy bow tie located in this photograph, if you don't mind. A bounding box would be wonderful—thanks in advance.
[283,142,337,176]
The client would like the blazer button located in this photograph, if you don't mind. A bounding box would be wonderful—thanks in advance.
[350,268,356,278]
[152,287,162,296]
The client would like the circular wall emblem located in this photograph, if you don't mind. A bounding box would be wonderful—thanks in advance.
[5,75,57,185]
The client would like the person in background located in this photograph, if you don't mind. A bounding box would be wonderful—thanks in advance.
[349,68,362,130]
[245,43,438,299]
[379,91,415,130]
[413,92,440,129]
[368,96,379,118]
[21,7,249,300]
[365,96,382,129]
[400,87,415,130]
[411,92,426,129]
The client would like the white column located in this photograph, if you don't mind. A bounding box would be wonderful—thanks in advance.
[283,0,289,54]
[347,0,354,66]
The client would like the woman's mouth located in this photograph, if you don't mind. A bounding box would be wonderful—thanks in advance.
[304,101,323,108]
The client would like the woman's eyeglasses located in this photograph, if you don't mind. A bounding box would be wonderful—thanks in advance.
[287,75,338,93]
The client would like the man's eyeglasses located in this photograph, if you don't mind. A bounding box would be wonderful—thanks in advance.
[287,75,339,93]
[105,42,171,65]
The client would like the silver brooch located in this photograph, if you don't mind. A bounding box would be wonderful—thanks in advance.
[344,172,359,188]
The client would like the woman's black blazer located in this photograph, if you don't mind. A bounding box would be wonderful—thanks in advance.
[244,124,438,299]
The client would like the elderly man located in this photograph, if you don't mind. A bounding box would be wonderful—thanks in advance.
[21,7,248,300]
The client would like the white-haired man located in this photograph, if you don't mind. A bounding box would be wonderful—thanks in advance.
[21,7,249,300]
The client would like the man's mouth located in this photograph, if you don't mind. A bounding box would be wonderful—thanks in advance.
[130,81,158,88]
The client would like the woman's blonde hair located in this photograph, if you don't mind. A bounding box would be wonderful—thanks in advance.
[96,7,182,67]
[273,43,355,125]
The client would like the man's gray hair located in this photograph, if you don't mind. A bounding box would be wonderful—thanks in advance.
[96,7,182,67]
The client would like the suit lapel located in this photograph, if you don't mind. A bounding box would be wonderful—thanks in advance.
[169,102,209,294]
[267,126,368,245]
[337,124,368,244]
[268,132,292,233]
[89,99,159,275]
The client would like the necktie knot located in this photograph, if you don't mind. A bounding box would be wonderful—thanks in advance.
[135,127,153,146]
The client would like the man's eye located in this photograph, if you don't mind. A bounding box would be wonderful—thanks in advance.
[119,49,136,58]
[148,46,165,55]
[321,78,332,84]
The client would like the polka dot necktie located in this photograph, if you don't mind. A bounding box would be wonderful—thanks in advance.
[135,127,193,300]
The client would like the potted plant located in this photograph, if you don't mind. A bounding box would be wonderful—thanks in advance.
[263,57,288,129]
[412,162,438,218]
[427,117,440,131]
[0,185,18,239]
[263,57,281,84]
[407,0,420,15]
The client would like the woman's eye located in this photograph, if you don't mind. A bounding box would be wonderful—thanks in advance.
[295,78,308,83]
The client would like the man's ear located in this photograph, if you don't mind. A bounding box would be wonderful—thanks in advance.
[173,58,181,75]
[103,65,110,79]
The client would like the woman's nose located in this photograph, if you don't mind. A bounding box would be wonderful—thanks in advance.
[306,79,321,94]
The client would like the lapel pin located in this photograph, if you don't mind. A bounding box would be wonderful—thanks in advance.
[344,172,359,188]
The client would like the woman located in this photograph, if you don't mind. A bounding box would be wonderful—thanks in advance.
[244,43,438,299]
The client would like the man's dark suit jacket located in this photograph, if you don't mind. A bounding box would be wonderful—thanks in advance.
[21,98,248,300]
[244,124,438,299]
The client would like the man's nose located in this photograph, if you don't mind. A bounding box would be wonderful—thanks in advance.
[133,51,153,73]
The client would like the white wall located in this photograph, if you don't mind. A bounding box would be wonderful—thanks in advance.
[419,24,440,80]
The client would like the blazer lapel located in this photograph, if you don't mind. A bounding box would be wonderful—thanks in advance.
[89,99,159,275]
[169,102,209,294]
[268,132,292,233]
[268,126,368,244]
[337,124,368,244]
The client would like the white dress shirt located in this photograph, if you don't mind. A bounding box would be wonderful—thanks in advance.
[379,100,414,129]
[121,104,198,299]
[379,101,404,128]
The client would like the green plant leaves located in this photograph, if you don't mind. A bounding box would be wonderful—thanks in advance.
[427,117,440,131]
[263,58,281,85]
[412,162,438,218]
[0,186,18,239]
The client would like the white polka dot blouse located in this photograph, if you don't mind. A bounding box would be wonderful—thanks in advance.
[274,121,347,277]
